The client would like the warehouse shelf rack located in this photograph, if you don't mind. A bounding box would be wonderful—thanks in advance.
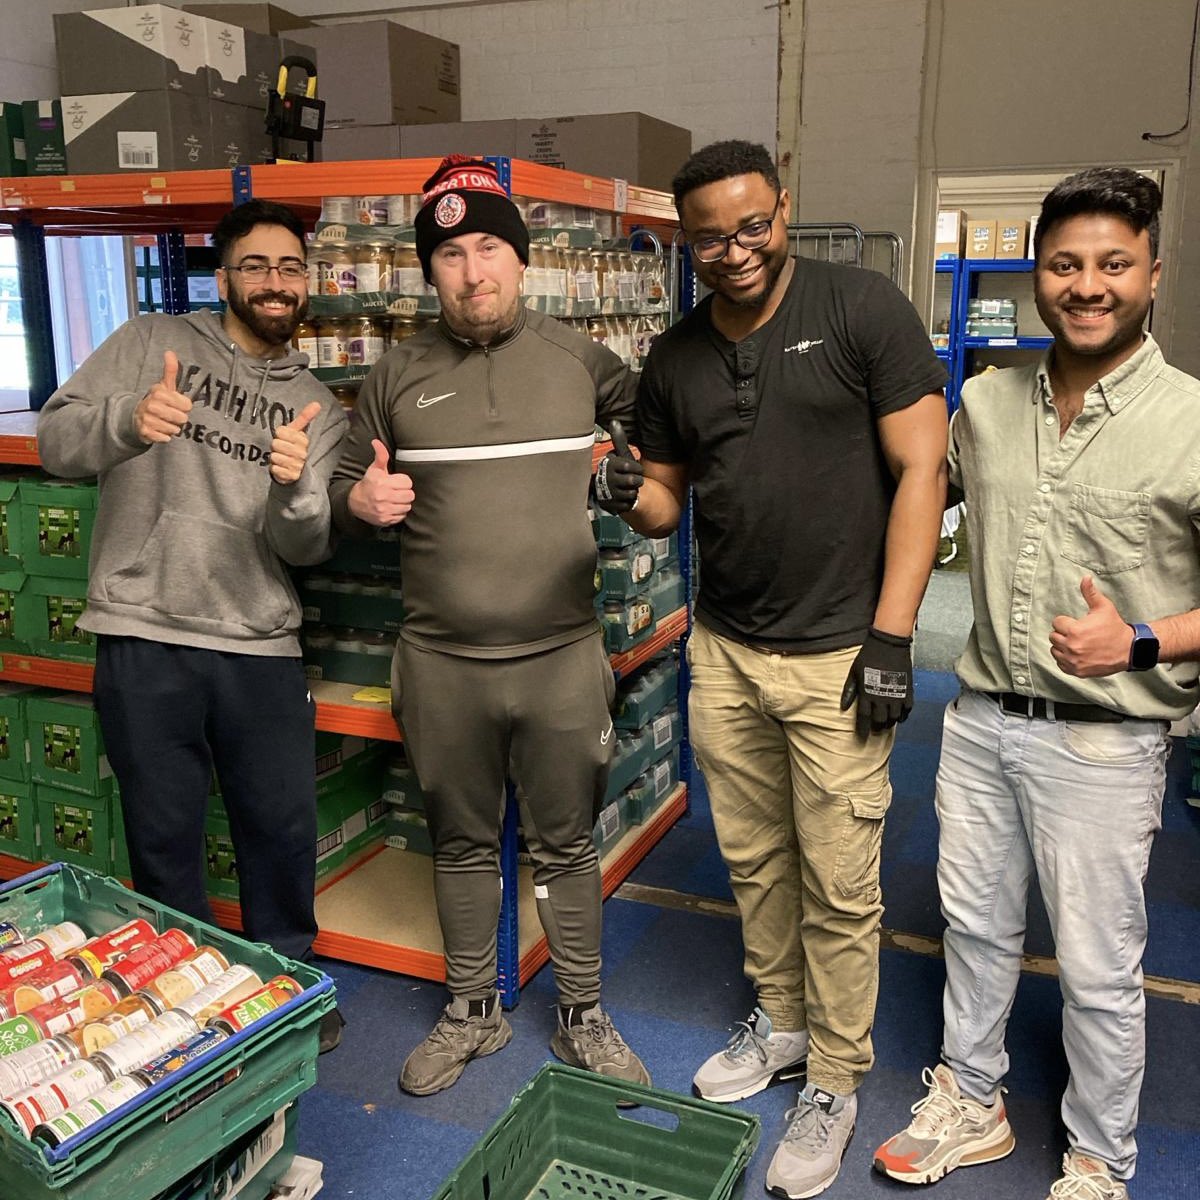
[938,257,1053,410]
[0,158,689,1005]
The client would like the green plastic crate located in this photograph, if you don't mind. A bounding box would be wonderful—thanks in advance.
[0,863,334,1200]
[432,1063,760,1200]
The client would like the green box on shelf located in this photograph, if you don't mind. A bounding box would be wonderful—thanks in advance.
[595,539,656,601]
[316,529,402,578]
[0,569,31,653]
[203,801,239,900]
[0,102,27,176]
[614,657,679,730]
[34,782,111,873]
[591,508,642,549]
[431,1063,759,1200]
[603,727,652,802]
[26,692,112,798]
[19,576,94,662]
[0,777,37,861]
[340,791,388,858]
[385,808,433,855]
[598,593,655,653]
[623,746,681,826]
[382,759,425,813]
[0,477,27,570]
[0,679,38,782]
[0,862,334,1200]
[592,795,626,852]
[18,478,98,580]
[300,583,404,634]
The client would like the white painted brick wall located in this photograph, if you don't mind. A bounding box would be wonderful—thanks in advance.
[314,0,779,157]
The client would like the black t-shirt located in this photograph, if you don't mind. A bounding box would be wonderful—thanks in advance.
[637,257,947,651]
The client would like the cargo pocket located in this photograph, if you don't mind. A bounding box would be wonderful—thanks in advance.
[832,782,891,898]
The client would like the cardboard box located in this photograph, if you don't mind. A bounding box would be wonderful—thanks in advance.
[18,575,94,662]
[318,123,403,163]
[36,782,112,873]
[0,681,37,784]
[63,91,212,174]
[206,25,317,110]
[183,3,315,35]
[55,6,210,98]
[395,118,517,161]
[297,21,460,128]
[996,219,1028,259]
[0,778,36,862]
[0,103,26,176]
[516,113,690,192]
[967,218,998,259]
[0,478,25,571]
[934,208,966,259]
[20,101,66,175]
[0,570,30,654]
[17,477,97,578]
[210,98,274,166]
[1027,214,1039,260]
[26,692,112,798]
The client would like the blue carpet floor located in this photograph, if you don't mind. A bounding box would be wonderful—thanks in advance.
[298,670,1200,1198]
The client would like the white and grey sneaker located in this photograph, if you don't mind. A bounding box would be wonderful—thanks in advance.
[766,1085,857,1199]
[692,1007,809,1102]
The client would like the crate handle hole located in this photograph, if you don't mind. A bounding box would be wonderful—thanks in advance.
[615,1104,680,1134]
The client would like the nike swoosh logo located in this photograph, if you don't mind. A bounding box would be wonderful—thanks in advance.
[600,722,614,745]
[416,391,456,408]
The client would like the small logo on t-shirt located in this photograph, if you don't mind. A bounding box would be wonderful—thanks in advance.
[784,338,824,355]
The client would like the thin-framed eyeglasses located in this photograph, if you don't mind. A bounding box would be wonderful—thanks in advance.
[223,258,307,282]
[687,193,782,263]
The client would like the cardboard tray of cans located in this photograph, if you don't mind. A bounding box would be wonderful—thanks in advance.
[0,863,335,1200]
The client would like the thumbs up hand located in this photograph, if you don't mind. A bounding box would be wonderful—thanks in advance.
[593,418,644,515]
[134,351,192,444]
[1049,575,1133,677]
[269,401,323,485]
[348,438,415,527]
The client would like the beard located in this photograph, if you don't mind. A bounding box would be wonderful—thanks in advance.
[707,245,790,311]
[226,286,305,348]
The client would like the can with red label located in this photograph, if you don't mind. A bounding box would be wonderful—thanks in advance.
[24,980,122,1039]
[0,922,23,952]
[70,919,157,979]
[0,959,90,1021]
[1,1060,109,1136]
[100,930,196,996]
[130,1027,230,1087]
[89,1011,198,1080]
[0,923,87,966]
[207,975,303,1035]
[0,947,58,990]
[0,1036,79,1097]
[31,1074,147,1147]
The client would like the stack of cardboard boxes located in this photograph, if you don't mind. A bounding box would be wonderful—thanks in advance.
[935,209,1036,261]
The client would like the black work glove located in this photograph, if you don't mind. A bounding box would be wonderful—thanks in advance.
[592,420,644,514]
[839,627,914,737]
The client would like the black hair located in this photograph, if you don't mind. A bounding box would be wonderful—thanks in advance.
[211,198,308,265]
[1035,167,1162,260]
[672,140,781,212]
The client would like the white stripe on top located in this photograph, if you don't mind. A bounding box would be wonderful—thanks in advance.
[393,433,596,463]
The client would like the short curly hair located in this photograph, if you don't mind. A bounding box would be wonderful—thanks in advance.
[672,140,780,213]
[1035,167,1161,260]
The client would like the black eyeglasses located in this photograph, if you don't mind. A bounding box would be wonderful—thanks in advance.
[223,259,307,282]
[688,194,782,263]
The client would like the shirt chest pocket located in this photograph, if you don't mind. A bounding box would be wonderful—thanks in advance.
[1061,483,1150,575]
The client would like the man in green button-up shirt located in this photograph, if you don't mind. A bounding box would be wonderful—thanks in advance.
[875,168,1200,1200]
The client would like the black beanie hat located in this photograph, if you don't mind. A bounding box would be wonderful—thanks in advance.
[414,155,530,283]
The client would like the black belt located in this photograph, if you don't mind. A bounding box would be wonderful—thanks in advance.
[988,692,1125,724]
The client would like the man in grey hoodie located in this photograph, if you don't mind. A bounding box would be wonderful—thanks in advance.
[38,201,348,1026]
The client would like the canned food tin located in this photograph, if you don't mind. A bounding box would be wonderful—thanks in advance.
[0,923,23,952]
[25,980,122,1038]
[31,1075,147,1147]
[171,965,263,1025]
[79,992,163,1056]
[0,959,88,1019]
[89,1011,198,1080]
[356,195,389,225]
[71,919,157,979]
[207,975,303,1034]
[0,948,57,990]
[130,1027,230,1088]
[0,1035,78,1097]
[102,930,196,996]
[386,193,417,226]
[142,947,229,1010]
[320,195,355,225]
[2,1060,109,1136]
[0,923,86,963]
[0,1011,49,1057]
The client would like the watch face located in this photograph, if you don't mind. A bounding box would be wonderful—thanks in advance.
[1130,634,1159,671]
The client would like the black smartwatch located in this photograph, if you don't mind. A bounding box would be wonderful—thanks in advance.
[1127,623,1160,671]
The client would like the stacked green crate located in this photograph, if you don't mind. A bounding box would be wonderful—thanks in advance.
[0,475,30,653]
[382,749,432,854]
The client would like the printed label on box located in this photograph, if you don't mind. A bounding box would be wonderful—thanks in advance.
[0,590,14,639]
[53,803,93,854]
[43,722,81,773]
[0,792,20,840]
[48,595,91,644]
[597,800,621,841]
[653,759,671,798]
[37,506,81,560]
[118,132,159,170]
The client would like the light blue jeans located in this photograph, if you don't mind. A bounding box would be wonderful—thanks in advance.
[936,688,1168,1180]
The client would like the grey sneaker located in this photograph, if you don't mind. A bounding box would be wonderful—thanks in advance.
[1047,1152,1128,1200]
[550,1005,650,1085]
[693,1007,809,1102]
[873,1063,1015,1183]
[399,995,512,1096]
[766,1085,857,1199]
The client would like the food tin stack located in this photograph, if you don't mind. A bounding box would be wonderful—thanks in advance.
[0,862,334,1200]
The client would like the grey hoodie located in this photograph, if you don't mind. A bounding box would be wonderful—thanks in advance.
[38,309,348,655]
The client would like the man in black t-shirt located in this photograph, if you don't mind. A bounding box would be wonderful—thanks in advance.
[595,140,947,1199]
